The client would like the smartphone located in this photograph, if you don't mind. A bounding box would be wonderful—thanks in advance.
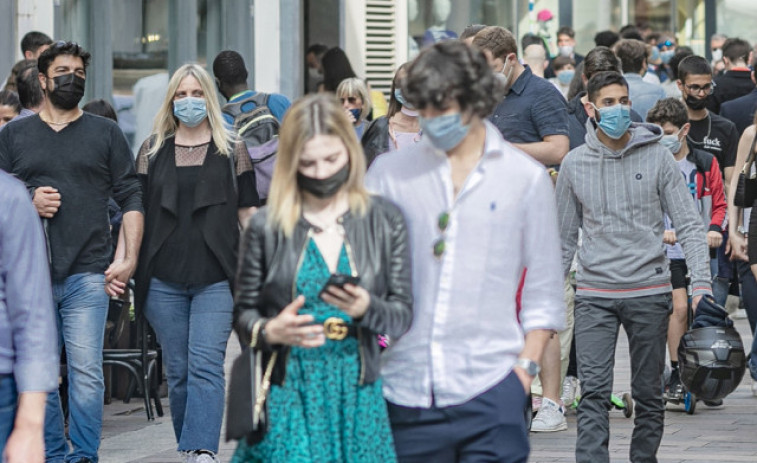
[319,274,361,299]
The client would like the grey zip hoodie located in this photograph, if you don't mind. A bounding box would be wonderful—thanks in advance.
[557,119,713,299]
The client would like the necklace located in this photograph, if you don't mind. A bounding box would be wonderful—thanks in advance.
[687,112,711,146]
[40,110,82,126]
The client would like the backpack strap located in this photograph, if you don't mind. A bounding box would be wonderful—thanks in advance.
[222,92,271,121]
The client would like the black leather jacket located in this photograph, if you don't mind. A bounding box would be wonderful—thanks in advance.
[234,196,413,385]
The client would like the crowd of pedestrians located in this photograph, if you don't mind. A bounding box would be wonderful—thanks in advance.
[1,20,757,463]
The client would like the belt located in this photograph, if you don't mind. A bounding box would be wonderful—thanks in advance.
[322,317,357,340]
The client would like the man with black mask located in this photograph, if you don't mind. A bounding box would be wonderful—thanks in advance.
[0,41,143,463]
[677,55,742,388]
[678,55,739,188]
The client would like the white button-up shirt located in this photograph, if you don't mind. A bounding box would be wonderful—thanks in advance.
[365,121,565,408]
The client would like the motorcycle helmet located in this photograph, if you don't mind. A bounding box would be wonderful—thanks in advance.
[678,326,746,401]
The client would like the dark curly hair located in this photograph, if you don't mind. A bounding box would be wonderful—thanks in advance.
[37,41,91,76]
[646,97,688,128]
[402,40,504,118]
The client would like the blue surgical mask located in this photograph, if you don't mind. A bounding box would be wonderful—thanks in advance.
[419,113,470,152]
[173,96,207,127]
[394,89,415,109]
[557,69,575,85]
[649,46,661,63]
[660,128,684,154]
[661,49,675,65]
[592,103,632,140]
[349,108,362,121]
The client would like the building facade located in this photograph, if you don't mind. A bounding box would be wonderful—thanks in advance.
[1,0,754,119]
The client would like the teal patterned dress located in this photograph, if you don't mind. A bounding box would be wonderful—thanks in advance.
[231,238,397,463]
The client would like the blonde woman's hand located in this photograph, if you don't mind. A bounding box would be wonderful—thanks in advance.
[263,296,325,348]
[344,108,357,124]
[320,284,370,319]
[729,232,749,262]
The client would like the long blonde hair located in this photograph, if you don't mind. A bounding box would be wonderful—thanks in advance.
[336,77,372,122]
[147,63,233,156]
[267,93,370,236]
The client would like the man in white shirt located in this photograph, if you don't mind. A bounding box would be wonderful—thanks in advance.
[366,40,565,462]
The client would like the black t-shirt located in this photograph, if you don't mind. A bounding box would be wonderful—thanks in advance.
[0,113,143,280]
[687,112,739,171]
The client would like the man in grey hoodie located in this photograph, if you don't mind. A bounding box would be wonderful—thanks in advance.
[556,71,712,463]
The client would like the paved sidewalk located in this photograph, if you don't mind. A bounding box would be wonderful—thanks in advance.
[99,320,757,463]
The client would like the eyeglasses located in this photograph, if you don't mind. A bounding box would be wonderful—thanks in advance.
[432,211,450,259]
[684,82,716,95]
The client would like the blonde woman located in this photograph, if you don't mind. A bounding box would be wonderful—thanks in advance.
[231,93,412,463]
[336,77,372,138]
[134,63,259,463]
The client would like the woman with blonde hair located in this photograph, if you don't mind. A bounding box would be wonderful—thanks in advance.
[134,63,259,463]
[336,77,372,138]
[231,93,412,462]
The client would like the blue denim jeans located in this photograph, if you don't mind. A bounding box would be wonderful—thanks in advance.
[45,272,109,463]
[145,278,233,453]
[0,374,18,455]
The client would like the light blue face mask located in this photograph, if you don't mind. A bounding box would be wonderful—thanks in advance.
[394,89,415,109]
[649,46,661,63]
[419,113,470,152]
[173,96,207,127]
[557,69,575,85]
[661,49,675,65]
[660,128,684,154]
[593,103,632,140]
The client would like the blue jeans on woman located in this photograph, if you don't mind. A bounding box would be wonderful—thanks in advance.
[145,278,233,453]
[45,272,110,463]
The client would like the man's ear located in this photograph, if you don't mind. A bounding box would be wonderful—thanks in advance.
[38,72,47,91]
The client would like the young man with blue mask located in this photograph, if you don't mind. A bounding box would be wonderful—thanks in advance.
[557,71,712,463]
[646,97,726,403]
[365,40,565,462]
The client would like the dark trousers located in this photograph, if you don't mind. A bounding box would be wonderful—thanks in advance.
[387,372,529,463]
[574,293,672,463]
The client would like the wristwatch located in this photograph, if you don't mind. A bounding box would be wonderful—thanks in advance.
[516,358,541,377]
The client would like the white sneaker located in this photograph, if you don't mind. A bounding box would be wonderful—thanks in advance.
[731,308,748,320]
[530,397,567,432]
[187,452,219,463]
[751,380,757,397]
[561,376,579,407]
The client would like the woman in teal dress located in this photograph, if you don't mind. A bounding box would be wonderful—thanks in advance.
[232,93,413,463]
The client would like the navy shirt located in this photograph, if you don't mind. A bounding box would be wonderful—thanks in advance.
[489,66,569,144]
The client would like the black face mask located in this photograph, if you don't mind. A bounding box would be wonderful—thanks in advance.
[297,163,350,199]
[684,94,708,111]
[47,73,85,110]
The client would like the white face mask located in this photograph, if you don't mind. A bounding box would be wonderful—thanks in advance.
[496,57,515,92]
[559,45,574,57]
[712,49,723,62]
[308,67,322,79]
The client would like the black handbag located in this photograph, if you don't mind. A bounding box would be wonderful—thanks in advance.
[225,320,278,444]
[734,134,757,208]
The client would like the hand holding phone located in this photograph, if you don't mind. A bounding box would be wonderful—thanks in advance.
[319,274,370,319]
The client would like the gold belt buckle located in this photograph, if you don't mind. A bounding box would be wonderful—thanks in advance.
[323,317,349,340]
